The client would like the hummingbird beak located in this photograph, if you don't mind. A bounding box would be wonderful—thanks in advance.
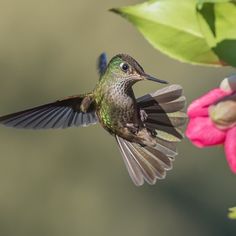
[144,74,168,84]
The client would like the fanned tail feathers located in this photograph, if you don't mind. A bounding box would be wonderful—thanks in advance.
[116,85,187,186]
[116,136,174,186]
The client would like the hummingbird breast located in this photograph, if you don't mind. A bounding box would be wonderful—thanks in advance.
[95,82,140,135]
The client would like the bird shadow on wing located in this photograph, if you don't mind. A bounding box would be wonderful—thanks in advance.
[138,87,188,143]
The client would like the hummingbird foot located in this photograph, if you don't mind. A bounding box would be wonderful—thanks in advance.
[140,109,148,122]
[126,123,139,134]
[136,128,157,147]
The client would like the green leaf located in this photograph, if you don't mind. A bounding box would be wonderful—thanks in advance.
[197,0,236,67]
[228,207,236,220]
[197,0,231,10]
[111,0,221,66]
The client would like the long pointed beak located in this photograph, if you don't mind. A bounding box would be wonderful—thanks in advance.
[144,74,168,84]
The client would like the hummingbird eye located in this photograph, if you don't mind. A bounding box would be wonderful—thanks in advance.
[120,63,129,72]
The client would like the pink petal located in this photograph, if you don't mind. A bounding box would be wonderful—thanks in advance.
[224,126,236,173]
[188,89,232,118]
[186,117,226,147]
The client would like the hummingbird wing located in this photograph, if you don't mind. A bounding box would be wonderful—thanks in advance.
[0,95,98,129]
[116,135,174,186]
[137,84,187,143]
[116,84,187,186]
[97,53,107,77]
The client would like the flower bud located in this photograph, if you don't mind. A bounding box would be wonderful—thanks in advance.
[220,75,236,92]
[209,94,236,129]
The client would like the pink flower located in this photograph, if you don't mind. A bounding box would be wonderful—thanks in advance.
[186,75,236,173]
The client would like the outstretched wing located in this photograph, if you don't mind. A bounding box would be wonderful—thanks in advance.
[137,84,187,143]
[116,84,187,186]
[0,95,98,129]
[97,52,107,77]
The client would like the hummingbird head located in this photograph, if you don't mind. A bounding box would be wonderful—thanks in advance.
[104,54,168,86]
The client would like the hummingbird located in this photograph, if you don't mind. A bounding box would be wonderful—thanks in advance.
[0,53,187,186]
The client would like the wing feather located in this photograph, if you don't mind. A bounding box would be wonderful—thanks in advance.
[138,84,187,143]
[0,95,98,129]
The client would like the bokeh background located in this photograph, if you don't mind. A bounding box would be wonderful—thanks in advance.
[0,0,235,235]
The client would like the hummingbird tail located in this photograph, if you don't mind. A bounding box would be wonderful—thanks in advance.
[137,84,187,143]
[120,84,187,185]
[116,135,175,186]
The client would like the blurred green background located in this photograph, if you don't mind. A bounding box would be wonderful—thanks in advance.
[0,0,236,235]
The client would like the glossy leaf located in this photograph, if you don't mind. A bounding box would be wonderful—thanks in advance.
[228,207,236,219]
[111,0,221,66]
[197,0,236,67]
[198,0,231,9]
